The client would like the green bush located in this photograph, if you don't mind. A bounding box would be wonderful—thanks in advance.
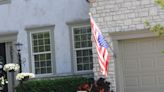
[15,77,93,92]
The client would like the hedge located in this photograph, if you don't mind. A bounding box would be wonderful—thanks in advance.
[15,77,94,92]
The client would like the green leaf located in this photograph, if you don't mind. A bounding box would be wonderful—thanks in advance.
[144,20,150,27]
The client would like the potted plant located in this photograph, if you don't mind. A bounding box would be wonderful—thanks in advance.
[3,63,20,72]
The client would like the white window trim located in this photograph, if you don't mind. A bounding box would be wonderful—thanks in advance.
[29,30,54,77]
[71,25,93,73]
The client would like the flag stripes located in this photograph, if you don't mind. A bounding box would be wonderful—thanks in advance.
[90,14,110,76]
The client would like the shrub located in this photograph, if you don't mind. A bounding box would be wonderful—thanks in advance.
[15,77,93,92]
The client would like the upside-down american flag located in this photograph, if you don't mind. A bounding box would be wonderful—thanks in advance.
[90,14,110,76]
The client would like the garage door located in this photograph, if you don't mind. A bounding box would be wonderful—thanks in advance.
[119,37,164,92]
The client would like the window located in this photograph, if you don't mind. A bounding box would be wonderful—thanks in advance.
[30,30,53,75]
[72,25,93,72]
[0,0,10,5]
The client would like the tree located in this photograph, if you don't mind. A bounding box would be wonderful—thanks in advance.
[144,0,164,36]
[155,0,164,8]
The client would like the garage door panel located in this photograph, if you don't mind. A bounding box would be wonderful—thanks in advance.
[123,57,139,72]
[139,56,155,70]
[123,56,156,72]
[124,74,156,88]
[157,73,164,86]
[137,38,155,53]
[123,40,138,55]
[156,55,164,68]
[124,76,139,88]
[141,74,156,87]
[124,71,155,77]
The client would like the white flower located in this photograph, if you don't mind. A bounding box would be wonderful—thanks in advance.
[0,76,8,86]
[3,63,20,72]
[16,73,35,80]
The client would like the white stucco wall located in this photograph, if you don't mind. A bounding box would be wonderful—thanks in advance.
[0,0,89,74]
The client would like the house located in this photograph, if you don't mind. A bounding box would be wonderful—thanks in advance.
[89,0,164,92]
[0,0,93,92]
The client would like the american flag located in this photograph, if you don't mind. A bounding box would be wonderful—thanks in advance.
[90,14,110,76]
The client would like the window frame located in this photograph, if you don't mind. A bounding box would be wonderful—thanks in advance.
[71,25,93,73]
[28,27,55,77]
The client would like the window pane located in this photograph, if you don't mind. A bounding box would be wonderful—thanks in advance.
[46,61,51,66]
[33,40,38,46]
[81,34,87,41]
[34,55,39,61]
[77,65,82,71]
[47,67,52,73]
[33,47,38,53]
[45,45,50,51]
[87,34,91,40]
[75,42,80,48]
[83,57,89,63]
[82,41,87,47]
[46,53,51,60]
[81,27,88,34]
[90,56,93,61]
[45,39,50,44]
[89,49,92,55]
[44,32,50,38]
[40,54,45,61]
[88,41,92,47]
[84,64,89,70]
[35,68,41,74]
[32,34,37,39]
[83,50,89,56]
[38,33,43,38]
[74,35,80,41]
[41,68,46,74]
[41,62,46,67]
[39,46,44,52]
[35,62,39,67]
[76,51,82,57]
[74,28,81,34]
[77,58,82,64]
[87,28,91,33]
[38,40,44,45]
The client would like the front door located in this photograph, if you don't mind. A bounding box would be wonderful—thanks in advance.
[0,43,7,92]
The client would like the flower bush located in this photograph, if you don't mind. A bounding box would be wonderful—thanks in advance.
[3,63,20,72]
[16,73,35,81]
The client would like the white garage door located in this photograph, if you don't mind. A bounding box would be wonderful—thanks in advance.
[119,37,164,92]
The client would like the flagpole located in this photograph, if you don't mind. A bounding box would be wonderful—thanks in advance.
[108,43,116,58]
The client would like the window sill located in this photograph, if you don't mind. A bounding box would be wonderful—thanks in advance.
[32,72,94,79]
